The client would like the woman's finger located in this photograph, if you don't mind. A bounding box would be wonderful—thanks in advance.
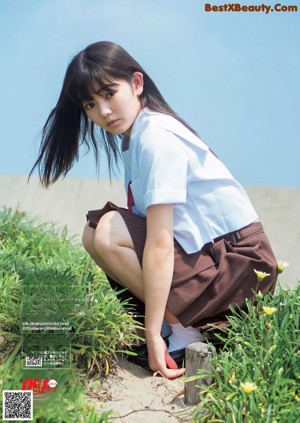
[160,367,185,379]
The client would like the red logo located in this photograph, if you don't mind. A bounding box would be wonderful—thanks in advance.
[22,378,57,395]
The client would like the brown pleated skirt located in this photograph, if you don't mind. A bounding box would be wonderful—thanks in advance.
[87,202,278,332]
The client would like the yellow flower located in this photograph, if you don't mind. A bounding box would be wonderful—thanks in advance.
[240,382,257,394]
[229,372,236,384]
[263,306,277,316]
[277,260,289,274]
[254,269,270,282]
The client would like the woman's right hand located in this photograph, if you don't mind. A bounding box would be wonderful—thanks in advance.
[146,334,185,379]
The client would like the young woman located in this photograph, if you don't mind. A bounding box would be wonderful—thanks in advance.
[30,41,278,379]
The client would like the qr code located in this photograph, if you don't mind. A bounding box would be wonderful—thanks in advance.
[25,356,42,367]
[2,390,33,421]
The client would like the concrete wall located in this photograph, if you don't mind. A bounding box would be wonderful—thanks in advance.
[0,175,299,289]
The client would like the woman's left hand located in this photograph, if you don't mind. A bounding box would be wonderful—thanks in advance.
[146,334,185,379]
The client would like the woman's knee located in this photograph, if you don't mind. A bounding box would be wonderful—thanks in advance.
[94,211,130,255]
[93,214,114,255]
[82,223,95,253]
[82,223,111,272]
[81,214,116,259]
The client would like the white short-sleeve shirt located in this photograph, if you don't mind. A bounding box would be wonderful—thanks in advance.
[122,108,258,254]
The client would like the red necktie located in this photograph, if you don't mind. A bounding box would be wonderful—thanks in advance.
[127,182,134,212]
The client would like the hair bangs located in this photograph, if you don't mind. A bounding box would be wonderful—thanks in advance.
[67,64,117,106]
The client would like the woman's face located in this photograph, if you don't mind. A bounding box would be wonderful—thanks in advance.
[81,72,143,137]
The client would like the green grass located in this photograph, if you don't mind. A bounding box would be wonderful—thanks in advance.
[0,207,142,422]
[193,283,300,422]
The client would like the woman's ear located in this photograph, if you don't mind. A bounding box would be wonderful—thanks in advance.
[132,71,144,96]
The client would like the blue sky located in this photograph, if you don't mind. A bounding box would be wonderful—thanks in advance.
[0,0,299,187]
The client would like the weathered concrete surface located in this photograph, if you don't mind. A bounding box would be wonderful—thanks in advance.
[0,175,127,240]
[0,175,298,288]
[246,187,300,289]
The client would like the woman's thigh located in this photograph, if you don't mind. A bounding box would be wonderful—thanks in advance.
[93,210,135,253]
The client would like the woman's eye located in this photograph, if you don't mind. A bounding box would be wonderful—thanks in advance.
[84,102,94,110]
[106,91,115,99]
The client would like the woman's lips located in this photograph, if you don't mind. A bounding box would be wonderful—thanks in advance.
[107,119,119,127]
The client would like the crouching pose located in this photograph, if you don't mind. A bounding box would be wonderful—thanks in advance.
[30,41,278,379]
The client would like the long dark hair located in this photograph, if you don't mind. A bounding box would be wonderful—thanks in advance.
[29,41,198,186]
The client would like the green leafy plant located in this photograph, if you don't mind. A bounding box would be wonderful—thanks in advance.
[0,207,141,372]
[193,282,300,422]
[0,207,143,422]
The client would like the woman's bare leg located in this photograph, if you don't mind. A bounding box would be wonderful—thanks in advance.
[82,211,179,322]
[82,222,122,284]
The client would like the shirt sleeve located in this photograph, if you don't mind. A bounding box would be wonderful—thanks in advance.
[136,128,189,209]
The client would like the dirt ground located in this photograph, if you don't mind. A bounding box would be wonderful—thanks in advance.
[88,356,196,423]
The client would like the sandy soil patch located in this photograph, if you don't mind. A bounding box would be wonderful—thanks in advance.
[88,356,195,422]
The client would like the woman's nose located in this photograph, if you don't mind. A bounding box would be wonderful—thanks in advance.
[97,101,111,118]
